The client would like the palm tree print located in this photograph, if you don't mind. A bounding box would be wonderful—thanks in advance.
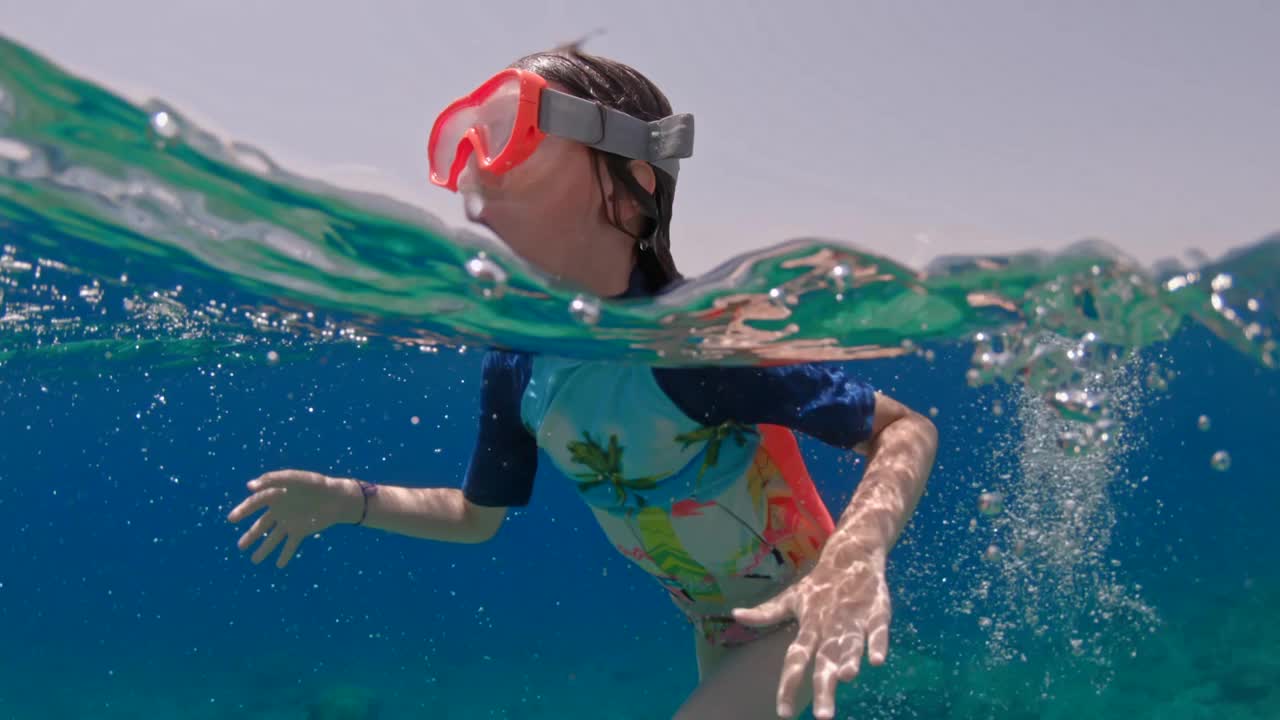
[675,421,758,484]
[567,431,668,508]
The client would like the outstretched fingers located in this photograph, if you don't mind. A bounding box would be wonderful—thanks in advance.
[776,623,820,718]
[811,641,844,719]
[276,532,304,568]
[251,526,286,565]
[865,595,892,666]
[237,510,277,551]
[247,469,321,492]
[835,625,866,683]
[227,486,285,524]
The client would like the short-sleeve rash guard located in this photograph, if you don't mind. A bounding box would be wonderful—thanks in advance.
[462,270,878,507]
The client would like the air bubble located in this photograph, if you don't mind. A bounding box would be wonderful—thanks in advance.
[569,294,601,325]
[1057,430,1086,455]
[1088,419,1117,447]
[150,110,180,141]
[1145,371,1168,392]
[78,283,103,305]
[464,253,508,300]
[828,262,850,300]
[978,491,1005,516]
[0,138,32,163]
[1196,415,1211,432]
[228,142,276,175]
[1049,388,1106,423]
[1211,450,1231,472]
[766,287,790,309]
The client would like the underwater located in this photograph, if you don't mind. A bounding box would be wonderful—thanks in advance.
[1,32,1278,720]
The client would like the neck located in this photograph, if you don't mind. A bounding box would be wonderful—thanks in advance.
[555,227,637,298]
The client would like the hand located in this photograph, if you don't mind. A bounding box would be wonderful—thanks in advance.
[226,470,361,568]
[732,538,891,719]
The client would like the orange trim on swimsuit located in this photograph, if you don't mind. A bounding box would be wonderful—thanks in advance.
[758,424,836,536]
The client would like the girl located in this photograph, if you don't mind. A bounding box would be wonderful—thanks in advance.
[228,47,938,720]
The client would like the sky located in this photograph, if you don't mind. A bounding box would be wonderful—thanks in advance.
[3,0,1278,274]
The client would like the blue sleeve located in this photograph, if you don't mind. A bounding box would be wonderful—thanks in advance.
[461,350,538,507]
[652,363,878,448]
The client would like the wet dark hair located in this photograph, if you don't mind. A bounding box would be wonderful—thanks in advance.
[509,46,682,290]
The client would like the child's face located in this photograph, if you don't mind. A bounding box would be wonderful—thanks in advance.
[453,81,638,293]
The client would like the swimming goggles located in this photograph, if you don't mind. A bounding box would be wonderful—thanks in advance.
[428,68,695,192]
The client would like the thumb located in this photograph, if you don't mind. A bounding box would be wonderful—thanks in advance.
[732,592,793,628]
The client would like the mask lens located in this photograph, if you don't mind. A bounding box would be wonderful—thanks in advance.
[472,75,521,164]
[430,73,533,186]
[430,104,476,183]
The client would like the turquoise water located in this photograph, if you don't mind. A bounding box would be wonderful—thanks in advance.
[1,35,1278,719]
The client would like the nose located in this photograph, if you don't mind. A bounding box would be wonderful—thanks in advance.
[457,153,503,193]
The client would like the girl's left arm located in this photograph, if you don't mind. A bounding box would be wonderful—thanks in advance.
[730,385,939,719]
[828,393,938,559]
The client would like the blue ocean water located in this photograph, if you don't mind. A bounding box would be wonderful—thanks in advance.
[2,36,1278,719]
[2,328,1276,719]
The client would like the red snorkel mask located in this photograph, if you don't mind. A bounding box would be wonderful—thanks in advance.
[427,68,695,192]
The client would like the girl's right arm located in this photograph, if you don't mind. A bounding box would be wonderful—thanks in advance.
[230,350,532,567]
[348,479,507,544]
[226,470,507,568]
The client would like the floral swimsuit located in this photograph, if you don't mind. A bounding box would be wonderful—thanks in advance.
[463,273,877,647]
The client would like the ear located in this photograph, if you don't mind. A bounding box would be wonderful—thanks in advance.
[628,160,657,195]
[619,160,659,237]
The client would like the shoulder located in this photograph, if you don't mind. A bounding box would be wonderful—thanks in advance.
[653,361,875,428]
[477,349,534,407]
[481,349,533,381]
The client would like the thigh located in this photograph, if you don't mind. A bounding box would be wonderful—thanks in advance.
[675,622,813,720]
[693,629,727,682]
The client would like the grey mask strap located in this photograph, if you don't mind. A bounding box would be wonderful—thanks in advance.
[538,88,695,179]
